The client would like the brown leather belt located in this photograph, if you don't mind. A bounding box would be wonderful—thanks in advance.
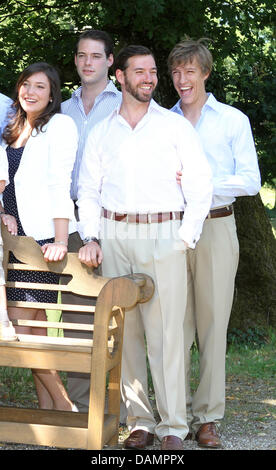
[102,208,184,224]
[207,205,233,219]
[102,205,233,224]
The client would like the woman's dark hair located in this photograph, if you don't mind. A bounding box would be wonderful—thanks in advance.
[3,62,61,145]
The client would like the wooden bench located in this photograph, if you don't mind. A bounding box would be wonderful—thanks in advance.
[0,224,154,449]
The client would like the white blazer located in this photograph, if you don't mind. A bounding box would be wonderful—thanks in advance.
[3,113,78,240]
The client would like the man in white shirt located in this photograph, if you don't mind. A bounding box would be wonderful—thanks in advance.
[168,39,261,448]
[0,92,13,140]
[61,29,121,412]
[77,45,213,450]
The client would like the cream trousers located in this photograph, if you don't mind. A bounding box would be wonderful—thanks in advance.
[184,213,239,431]
[101,217,189,440]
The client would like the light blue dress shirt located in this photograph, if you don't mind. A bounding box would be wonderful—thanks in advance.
[171,93,261,209]
[61,80,121,200]
[0,92,13,140]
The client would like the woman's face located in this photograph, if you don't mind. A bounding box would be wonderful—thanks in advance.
[18,71,52,119]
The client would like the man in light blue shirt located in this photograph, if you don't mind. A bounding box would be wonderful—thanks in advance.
[61,29,121,413]
[62,30,121,203]
[0,92,13,140]
[168,39,261,448]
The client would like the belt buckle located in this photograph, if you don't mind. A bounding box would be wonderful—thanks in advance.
[147,214,152,224]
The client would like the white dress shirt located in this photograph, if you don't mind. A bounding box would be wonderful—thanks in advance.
[171,93,261,209]
[62,80,122,200]
[77,100,213,248]
[0,146,9,184]
[0,93,13,141]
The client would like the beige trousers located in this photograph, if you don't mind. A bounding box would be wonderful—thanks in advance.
[101,218,189,440]
[184,213,239,431]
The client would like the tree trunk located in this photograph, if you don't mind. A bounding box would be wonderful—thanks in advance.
[230,195,276,332]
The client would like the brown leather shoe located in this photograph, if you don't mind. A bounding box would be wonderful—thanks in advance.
[196,422,222,448]
[124,430,154,449]
[161,435,184,450]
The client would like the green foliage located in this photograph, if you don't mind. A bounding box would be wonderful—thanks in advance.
[226,327,276,379]
[227,326,269,349]
[0,0,275,185]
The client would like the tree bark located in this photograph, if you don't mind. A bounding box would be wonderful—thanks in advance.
[230,195,276,332]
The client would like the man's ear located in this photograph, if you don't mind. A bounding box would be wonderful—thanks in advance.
[107,54,114,68]
[115,68,124,86]
[204,70,211,82]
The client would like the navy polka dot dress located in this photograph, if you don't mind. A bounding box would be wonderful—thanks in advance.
[3,146,59,303]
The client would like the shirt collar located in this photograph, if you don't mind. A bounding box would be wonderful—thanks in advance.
[72,80,121,102]
[172,92,220,116]
[112,98,165,119]
[202,93,220,113]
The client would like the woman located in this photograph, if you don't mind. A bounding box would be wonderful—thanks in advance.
[0,62,78,411]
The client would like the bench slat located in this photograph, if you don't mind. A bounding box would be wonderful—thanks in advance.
[6,281,69,291]
[12,319,119,333]
[16,333,93,348]
[12,319,94,331]
[8,300,95,312]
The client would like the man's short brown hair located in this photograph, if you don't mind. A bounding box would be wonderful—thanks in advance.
[168,38,213,76]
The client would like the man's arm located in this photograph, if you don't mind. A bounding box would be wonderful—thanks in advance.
[177,120,213,248]
[212,114,261,197]
[77,130,104,267]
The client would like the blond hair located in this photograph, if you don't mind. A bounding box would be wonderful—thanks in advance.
[168,38,213,76]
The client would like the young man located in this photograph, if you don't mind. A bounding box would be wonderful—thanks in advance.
[77,45,213,450]
[61,30,121,412]
[0,92,13,140]
[62,29,121,205]
[168,39,261,448]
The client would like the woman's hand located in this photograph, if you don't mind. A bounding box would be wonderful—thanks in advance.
[1,214,18,235]
[41,242,68,262]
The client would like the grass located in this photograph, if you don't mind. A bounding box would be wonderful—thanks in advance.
[226,329,276,380]
[188,328,276,386]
